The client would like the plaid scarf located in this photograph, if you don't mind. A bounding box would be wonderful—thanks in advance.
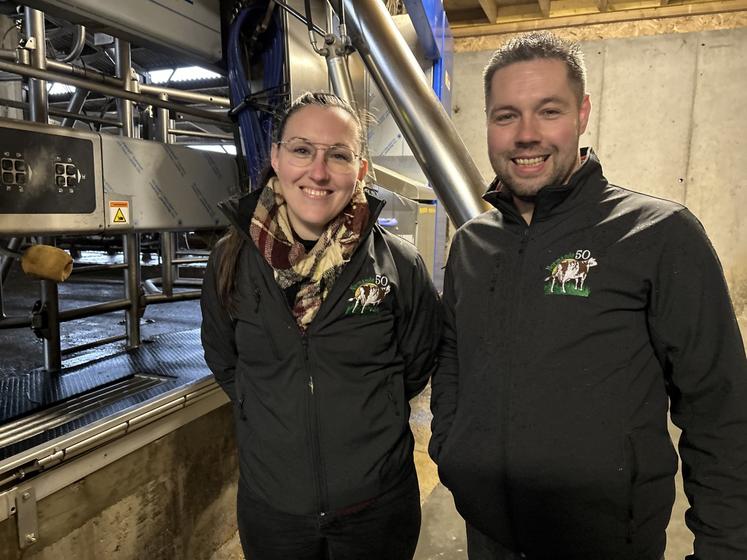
[250,177,370,331]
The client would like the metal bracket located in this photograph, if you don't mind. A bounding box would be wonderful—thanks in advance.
[16,486,39,550]
[31,299,49,340]
[19,37,36,51]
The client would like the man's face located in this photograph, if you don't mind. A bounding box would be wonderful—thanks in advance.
[486,58,591,200]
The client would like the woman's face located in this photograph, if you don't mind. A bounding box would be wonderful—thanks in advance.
[270,105,368,240]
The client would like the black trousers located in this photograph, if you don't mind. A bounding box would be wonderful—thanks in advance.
[466,524,526,560]
[466,523,667,560]
[237,474,421,560]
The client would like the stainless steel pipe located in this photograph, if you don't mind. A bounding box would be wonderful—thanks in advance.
[337,0,485,226]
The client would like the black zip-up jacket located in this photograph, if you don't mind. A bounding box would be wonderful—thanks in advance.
[201,186,440,515]
[430,150,747,560]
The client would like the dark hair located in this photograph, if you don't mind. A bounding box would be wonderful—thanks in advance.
[215,91,364,311]
[273,91,365,147]
[483,32,587,107]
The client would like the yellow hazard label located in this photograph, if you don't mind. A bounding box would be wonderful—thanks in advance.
[109,201,129,225]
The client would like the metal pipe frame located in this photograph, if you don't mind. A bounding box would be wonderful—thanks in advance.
[166,128,234,141]
[61,334,128,357]
[337,0,485,227]
[144,291,201,305]
[69,263,128,274]
[0,315,32,329]
[170,257,208,265]
[23,7,48,124]
[0,59,231,124]
[60,87,89,128]
[24,7,63,372]
[59,299,130,321]
[115,40,142,350]
[0,95,122,128]
[115,39,133,138]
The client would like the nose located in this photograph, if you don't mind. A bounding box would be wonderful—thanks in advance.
[515,115,540,145]
[307,149,330,181]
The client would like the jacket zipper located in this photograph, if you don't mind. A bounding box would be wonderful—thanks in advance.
[303,334,328,516]
[502,222,532,540]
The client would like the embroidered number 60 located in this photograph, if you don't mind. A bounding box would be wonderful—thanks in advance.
[375,274,389,287]
[575,249,591,260]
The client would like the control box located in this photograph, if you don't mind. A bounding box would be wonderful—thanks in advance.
[0,119,104,234]
[0,118,238,235]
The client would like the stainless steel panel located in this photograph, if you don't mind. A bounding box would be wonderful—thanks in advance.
[285,0,329,101]
[100,136,239,231]
[22,0,222,65]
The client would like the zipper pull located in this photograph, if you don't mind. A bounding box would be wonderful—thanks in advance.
[308,376,315,395]
[519,227,530,254]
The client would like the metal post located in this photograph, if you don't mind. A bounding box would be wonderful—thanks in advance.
[337,0,485,226]
[115,39,133,137]
[156,92,175,297]
[60,88,90,128]
[0,238,23,319]
[116,39,141,348]
[0,238,22,284]
[24,8,62,371]
[23,7,47,124]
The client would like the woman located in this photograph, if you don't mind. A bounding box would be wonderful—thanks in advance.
[200,92,441,560]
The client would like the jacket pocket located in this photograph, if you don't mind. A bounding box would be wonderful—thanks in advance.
[233,287,281,362]
[252,287,281,360]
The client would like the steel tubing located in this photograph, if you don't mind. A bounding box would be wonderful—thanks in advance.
[338,0,485,226]
[0,59,231,123]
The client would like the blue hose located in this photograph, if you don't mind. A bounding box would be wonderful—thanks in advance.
[227,5,285,189]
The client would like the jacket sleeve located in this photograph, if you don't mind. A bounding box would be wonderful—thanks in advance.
[428,244,459,464]
[396,249,442,400]
[200,248,238,402]
[648,209,747,559]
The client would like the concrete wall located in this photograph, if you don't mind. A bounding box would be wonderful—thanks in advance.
[451,27,747,335]
[0,406,239,560]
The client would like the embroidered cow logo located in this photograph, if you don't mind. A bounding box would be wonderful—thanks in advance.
[346,275,391,314]
[544,250,598,297]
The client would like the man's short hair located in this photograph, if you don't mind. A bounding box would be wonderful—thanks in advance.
[483,31,587,107]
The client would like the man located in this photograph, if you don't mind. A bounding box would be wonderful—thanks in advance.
[429,31,747,560]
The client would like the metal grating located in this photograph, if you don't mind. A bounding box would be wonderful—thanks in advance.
[0,328,212,461]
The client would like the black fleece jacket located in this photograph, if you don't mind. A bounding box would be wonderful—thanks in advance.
[430,150,747,560]
[201,186,441,515]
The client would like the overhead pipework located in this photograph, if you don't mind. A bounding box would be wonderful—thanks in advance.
[333,0,485,227]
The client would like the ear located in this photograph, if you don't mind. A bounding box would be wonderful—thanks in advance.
[578,94,591,135]
[270,143,280,174]
[357,158,369,182]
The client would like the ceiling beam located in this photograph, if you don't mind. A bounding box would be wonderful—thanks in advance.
[478,0,499,23]
[538,0,551,17]
[451,0,747,36]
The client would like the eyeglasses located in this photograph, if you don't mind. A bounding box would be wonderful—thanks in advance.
[276,138,361,173]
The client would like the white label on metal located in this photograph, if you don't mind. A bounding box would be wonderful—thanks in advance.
[109,201,129,224]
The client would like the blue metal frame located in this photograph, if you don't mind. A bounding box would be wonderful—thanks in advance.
[402,0,455,288]
[401,0,454,114]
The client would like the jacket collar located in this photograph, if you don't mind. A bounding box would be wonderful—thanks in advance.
[483,148,604,224]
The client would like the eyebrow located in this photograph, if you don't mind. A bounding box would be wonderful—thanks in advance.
[489,96,570,115]
[285,136,354,150]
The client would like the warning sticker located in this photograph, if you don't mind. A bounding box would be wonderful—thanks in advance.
[109,201,129,225]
